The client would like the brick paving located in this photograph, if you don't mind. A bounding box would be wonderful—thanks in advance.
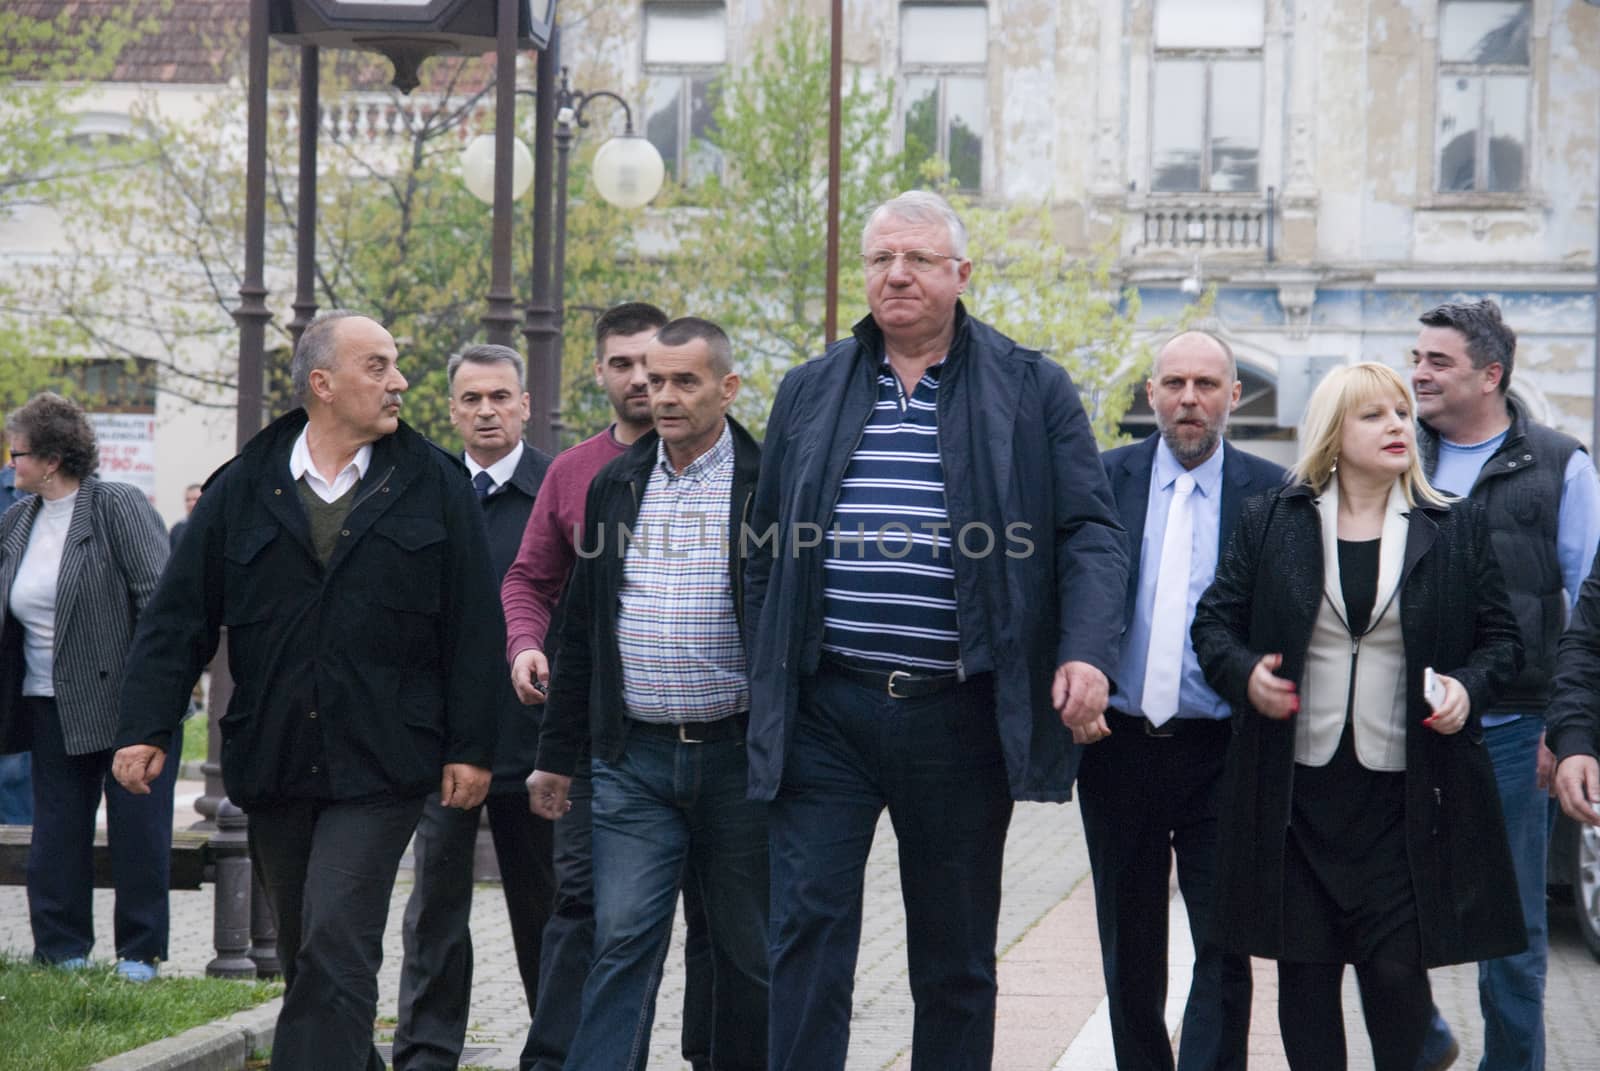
[1,781,1596,1069]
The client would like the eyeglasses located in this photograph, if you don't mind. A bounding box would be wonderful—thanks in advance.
[8,452,31,459]
[861,249,963,275]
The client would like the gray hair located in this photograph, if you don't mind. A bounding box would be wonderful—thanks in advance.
[448,343,525,386]
[291,310,368,401]
[654,317,734,377]
[862,190,969,260]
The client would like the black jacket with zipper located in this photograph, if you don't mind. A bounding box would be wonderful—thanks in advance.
[1191,483,1526,967]
[115,409,504,809]
[537,418,760,776]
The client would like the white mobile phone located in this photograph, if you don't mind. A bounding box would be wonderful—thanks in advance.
[1424,667,1446,711]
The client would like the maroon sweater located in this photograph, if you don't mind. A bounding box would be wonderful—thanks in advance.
[501,427,627,662]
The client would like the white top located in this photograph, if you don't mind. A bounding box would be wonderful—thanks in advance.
[464,442,524,497]
[10,491,79,697]
[290,426,372,503]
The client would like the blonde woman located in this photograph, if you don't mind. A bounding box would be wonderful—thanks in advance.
[1191,363,1524,1070]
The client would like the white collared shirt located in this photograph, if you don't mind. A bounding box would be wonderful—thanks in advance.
[464,442,524,497]
[290,425,372,503]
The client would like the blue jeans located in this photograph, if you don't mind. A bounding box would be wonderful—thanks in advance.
[0,752,32,824]
[768,668,1014,1071]
[565,726,769,1071]
[1476,716,1546,1071]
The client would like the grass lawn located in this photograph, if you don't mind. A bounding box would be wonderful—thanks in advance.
[0,956,280,1071]
[181,707,208,768]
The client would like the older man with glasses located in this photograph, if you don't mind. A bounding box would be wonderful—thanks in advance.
[744,189,1129,1070]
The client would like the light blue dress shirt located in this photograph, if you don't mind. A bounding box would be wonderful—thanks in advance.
[1112,439,1230,721]
[1432,429,1600,726]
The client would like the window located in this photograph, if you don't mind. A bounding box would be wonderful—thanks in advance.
[1436,0,1529,193]
[642,2,725,185]
[1149,0,1262,194]
[900,4,987,192]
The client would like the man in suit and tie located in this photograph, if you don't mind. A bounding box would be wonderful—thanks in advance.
[393,343,555,1071]
[1085,330,1284,1071]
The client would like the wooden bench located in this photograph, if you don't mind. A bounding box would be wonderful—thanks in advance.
[0,827,215,889]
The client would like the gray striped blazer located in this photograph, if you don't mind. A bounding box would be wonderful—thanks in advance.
[0,476,170,754]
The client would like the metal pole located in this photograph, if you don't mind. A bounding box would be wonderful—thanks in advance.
[289,47,320,348]
[233,0,272,449]
[552,116,573,448]
[483,0,522,347]
[1593,143,1600,452]
[824,0,843,345]
[523,26,560,455]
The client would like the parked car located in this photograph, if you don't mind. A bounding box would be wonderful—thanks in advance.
[1548,807,1600,960]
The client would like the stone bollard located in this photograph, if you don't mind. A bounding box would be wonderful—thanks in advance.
[206,798,256,979]
[248,866,281,979]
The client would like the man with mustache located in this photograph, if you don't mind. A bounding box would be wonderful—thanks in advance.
[393,343,554,1071]
[1090,330,1283,1071]
[502,302,725,1071]
[111,311,502,1071]
[1409,299,1600,1071]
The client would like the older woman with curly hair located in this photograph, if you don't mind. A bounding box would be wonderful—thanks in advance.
[0,392,172,980]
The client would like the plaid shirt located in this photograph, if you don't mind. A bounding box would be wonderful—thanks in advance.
[616,421,749,723]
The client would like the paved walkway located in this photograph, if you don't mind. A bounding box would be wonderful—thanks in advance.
[1,782,1597,1069]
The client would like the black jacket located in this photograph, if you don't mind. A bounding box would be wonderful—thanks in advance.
[1545,553,1600,763]
[1418,397,1584,711]
[116,409,504,809]
[538,419,761,776]
[479,444,552,793]
[1191,484,1526,967]
[744,306,1129,802]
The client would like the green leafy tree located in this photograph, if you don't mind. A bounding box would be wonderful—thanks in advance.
[667,15,906,433]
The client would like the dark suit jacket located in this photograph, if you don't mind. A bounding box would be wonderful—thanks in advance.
[477,444,551,793]
[1101,434,1287,638]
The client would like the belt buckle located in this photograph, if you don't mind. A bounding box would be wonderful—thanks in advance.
[1144,718,1178,738]
[887,670,913,700]
[676,723,703,744]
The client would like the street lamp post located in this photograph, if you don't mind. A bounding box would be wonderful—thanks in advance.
[461,66,664,453]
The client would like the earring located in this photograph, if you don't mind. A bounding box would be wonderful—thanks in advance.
[1330,455,1339,472]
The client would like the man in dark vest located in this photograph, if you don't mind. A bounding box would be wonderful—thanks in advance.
[393,343,555,1070]
[1410,299,1600,1071]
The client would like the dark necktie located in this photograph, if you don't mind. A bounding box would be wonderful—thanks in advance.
[472,470,494,502]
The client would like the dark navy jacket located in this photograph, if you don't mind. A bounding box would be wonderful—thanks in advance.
[744,306,1129,803]
[478,444,552,793]
[1101,433,1286,672]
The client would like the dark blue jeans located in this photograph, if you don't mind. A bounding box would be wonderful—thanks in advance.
[565,726,769,1071]
[27,697,179,964]
[0,752,32,824]
[768,668,1014,1071]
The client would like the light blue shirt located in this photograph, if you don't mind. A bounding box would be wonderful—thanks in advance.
[1432,430,1600,725]
[1112,439,1230,721]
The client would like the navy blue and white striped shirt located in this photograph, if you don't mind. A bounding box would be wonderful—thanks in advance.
[819,360,960,670]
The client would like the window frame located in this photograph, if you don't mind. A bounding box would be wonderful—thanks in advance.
[1433,0,1531,195]
[640,1,726,185]
[1147,46,1264,196]
[898,2,989,193]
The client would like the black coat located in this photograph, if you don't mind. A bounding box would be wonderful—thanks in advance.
[539,419,761,776]
[1191,484,1526,967]
[478,444,552,793]
[116,409,504,809]
[744,306,1129,802]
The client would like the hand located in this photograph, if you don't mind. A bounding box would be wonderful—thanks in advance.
[511,648,550,706]
[439,764,491,809]
[1052,661,1110,730]
[1536,731,1556,794]
[1247,653,1298,720]
[1553,755,1600,826]
[1069,715,1112,745]
[1421,673,1469,735]
[527,769,573,821]
[111,745,167,795]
